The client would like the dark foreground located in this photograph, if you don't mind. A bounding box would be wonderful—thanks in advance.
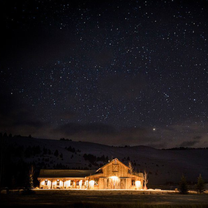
[1,190,208,208]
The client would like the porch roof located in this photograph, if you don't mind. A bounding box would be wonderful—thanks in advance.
[39,169,96,178]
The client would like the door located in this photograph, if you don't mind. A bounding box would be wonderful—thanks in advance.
[107,177,120,189]
[120,178,126,189]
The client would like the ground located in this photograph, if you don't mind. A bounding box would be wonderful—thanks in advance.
[1,190,208,207]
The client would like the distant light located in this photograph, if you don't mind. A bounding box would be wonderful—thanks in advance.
[153,128,156,131]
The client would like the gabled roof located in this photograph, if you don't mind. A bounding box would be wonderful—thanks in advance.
[96,158,130,172]
[38,169,96,178]
[128,173,144,178]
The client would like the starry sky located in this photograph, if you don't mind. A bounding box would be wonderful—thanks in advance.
[1,0,208,148]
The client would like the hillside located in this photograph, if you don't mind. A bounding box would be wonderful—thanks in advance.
[1,135,208,186]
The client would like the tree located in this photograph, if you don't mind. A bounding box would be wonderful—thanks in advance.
[54,149,59,157]
[143,170,148,190]
[128,161,133,174]
[29,165,34,189]
[178,175,188,194]
[196,174,205,193]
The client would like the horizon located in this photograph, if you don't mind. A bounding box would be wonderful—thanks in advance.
[2,133,208,150]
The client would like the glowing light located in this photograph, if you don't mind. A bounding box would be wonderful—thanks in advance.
[65,180,71,187]
[89,180,94,189]
[40,180,45,186]
[52,180,56,187]
[43,180,51,187]
[79,180,82,189]
[110,176,119,180]
[153,128,156,131]
[135,180,141,188]
[73,181,76,188]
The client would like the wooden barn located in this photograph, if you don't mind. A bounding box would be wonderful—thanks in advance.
[38,158,144,190]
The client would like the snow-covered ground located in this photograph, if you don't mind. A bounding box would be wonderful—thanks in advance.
[7,136,208,185]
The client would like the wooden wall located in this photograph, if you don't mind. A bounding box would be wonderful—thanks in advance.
[102,162,129,177]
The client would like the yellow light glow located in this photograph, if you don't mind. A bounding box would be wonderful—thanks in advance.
[60,181,63,186]
[89,180,94,188]
[52,181,56,187]
[135,180,141,188]
[79,180,82,188]
[45,180,51,187]
[110,176,119,180]
[65,180,71,187]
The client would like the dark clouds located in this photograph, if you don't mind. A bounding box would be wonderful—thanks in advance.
[52,122,159,146]
[1,90,207,148]
[179,140,200,147]
[0,91,49,135]
[179,136,202,147]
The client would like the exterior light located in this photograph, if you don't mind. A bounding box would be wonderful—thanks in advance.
[110,176,119,180]
[89,180,94,188]
[135,180,141,188]
[65,180,71,187]
[79,180,82,188]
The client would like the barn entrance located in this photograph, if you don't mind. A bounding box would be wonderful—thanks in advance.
[120,178,126,189]
[107,176,120,189]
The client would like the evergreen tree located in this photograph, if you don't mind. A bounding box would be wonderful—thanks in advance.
[196,174,205,193]
[29,165,34,189]
[178,175,188,194]
[54,149,59,157]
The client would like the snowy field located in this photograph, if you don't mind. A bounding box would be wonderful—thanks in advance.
[1,189,208,207]
[7,136,208,185]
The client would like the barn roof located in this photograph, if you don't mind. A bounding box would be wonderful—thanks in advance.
[96,158,130,172]
[38,169,96,178]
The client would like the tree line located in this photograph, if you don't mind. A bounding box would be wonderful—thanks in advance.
[178,174,205,194]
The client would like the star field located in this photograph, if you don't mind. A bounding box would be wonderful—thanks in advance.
[1,0,208,148]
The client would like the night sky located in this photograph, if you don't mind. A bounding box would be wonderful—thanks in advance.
[1,0,208,148]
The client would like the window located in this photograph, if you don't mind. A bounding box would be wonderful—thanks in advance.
[45,180,48,185]
[57,180,60,186]
[94,179,98,185]
[132,180,135,186]
[112,164,119,172]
